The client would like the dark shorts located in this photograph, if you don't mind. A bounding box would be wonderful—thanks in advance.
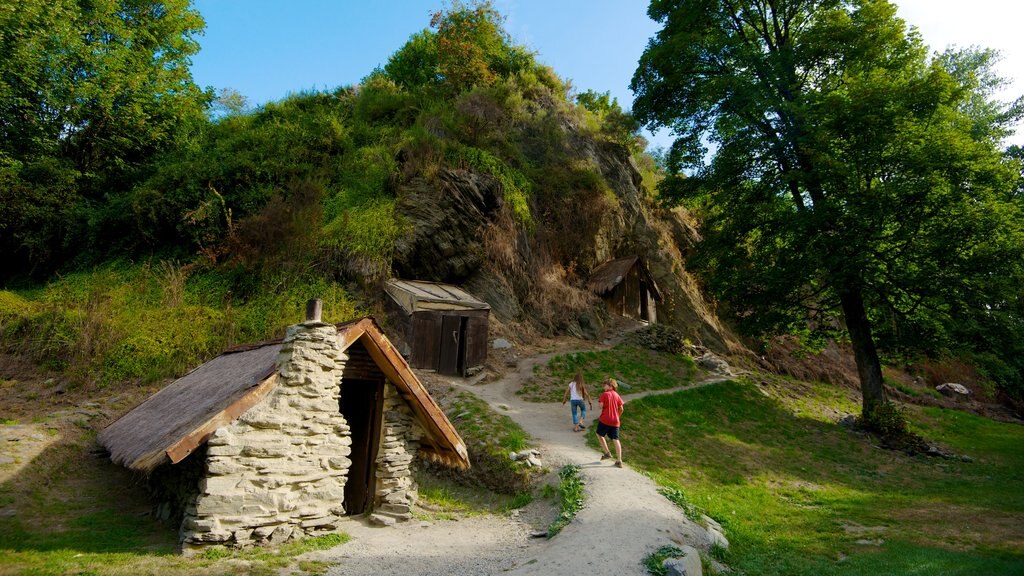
[596,421,620,440]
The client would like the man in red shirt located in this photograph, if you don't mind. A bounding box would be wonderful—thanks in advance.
[596,377,625,468]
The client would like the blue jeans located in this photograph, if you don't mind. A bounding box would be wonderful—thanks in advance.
[571,400,586,425]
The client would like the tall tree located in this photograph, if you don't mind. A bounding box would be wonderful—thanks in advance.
[632,0,1024,418]
[0,0,211,277]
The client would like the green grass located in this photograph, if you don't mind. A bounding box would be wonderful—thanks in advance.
[643,545,687,576]
[624,378,1024,575]
[415,471,534,521]
[547,464,584,537]
[0,261,363,388]
[445,391,533,454]
[518,345,697,402]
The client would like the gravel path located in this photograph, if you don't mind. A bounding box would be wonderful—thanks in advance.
[317,350,725,576]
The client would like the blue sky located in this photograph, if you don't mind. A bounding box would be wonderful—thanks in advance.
[189,1,1023,150]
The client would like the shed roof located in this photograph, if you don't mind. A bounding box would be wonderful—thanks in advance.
[385,279,490,314]
[588,255,663,301]
[98,317,469,474]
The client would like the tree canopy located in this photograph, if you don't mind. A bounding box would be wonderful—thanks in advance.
[384,0,535,94]
[0,0,211,278]
[632,0,1024,414]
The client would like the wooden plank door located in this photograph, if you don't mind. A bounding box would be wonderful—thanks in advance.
[438,315,463,375]
[411,313,441,370]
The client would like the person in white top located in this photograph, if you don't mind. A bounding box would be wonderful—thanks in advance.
[561,370,594,432]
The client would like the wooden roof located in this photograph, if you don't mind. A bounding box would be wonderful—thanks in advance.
[588,255,663,300]
[385,279,490,313]
[98,317,469,474]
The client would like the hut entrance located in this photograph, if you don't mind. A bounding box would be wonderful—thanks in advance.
[339,378,383,515]
[438,315,468,376]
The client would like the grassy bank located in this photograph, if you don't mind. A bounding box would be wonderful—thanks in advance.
[622,379,1024,575]
[518,346,697,402]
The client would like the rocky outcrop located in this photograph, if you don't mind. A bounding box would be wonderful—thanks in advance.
[393,170,505,282]
[391,105,738,352]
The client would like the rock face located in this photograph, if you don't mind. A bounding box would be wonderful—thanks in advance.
[393,170,504,282]
[391,117,738,352]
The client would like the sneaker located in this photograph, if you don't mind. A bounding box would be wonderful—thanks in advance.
[600,453,612,460]
[615,460,623,468]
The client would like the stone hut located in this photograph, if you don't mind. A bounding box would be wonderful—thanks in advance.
[588,255,662,324]
[384,279,490,377]
[97,308,469,554]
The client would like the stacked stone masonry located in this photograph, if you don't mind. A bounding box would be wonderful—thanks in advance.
[373,382,424,521]
[180,322,353,554]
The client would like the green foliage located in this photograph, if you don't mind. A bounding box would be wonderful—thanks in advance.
[430,1,534,94]
[658,486,705,523]
[446,144,532,225]
[633,0,1024,411]
[0,0,212,279]
[385,30,441,89]
[859,401,909,438]
[575,89,644,151]
[858,400,931,454]
[0,262,361,386]
[642,545,687,576]
[546,464,584,537]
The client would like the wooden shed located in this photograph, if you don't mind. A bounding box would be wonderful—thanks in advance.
[588,255,662,324]
[98,313,468,553]
[384,279,490,377]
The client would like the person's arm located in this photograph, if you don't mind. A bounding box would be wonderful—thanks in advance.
[585,386,593,408]
[562,384,569,404]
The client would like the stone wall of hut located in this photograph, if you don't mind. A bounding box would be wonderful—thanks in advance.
[179,322,353,554]
[147,444,206,528]
[371,382,424,522]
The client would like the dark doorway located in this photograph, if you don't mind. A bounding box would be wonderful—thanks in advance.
[339,378,383,515]
[438,315,467,376]
[640,285,651,322]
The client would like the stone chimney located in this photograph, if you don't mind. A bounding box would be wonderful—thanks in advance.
[180,300,353,553]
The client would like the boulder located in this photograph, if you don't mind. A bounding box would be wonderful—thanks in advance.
[936,383,970,401]
[664,545,703,576]
[697,353,732,375]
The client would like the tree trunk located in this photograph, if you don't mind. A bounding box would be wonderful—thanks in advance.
[839,288,886,416]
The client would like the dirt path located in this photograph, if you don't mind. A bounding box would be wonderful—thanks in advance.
[317,349,724,576]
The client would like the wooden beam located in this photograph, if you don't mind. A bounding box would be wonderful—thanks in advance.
[337,317,374,352]
[164,373,279,464]
[356,322,470,466]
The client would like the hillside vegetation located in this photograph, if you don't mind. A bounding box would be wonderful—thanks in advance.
[1,1,1023,572]
[1,1,730,392]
